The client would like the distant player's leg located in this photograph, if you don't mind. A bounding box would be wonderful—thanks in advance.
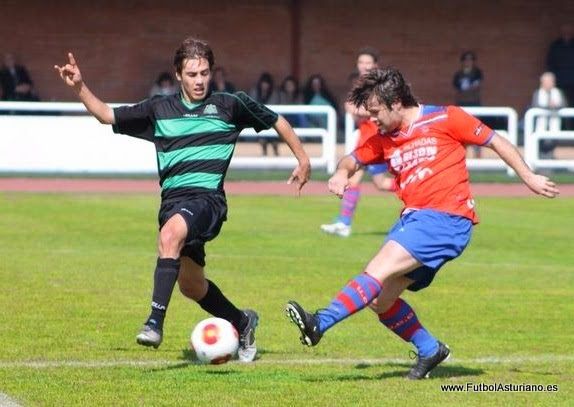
[137,214,187,348]
[286,240,420,346]
[320,170,364,237]
[370,275,449,379]
[177,253,258,362]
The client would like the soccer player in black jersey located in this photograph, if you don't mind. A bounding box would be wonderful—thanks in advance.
[55,37,311,362]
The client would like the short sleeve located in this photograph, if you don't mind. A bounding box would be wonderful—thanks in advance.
[352,134,385,165]
[446,105,494,146]
[112,98,155,141]
[231,91,279,132]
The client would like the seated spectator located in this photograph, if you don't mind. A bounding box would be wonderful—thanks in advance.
[303,73,338,128]
[453,51,483,107]
[532,72,566,158]
[149,72,177,98]
[250,72,279,156]
[209,67,236,94]
[277,75,305,127]
[453,50,483,157]
[0,53,39,101]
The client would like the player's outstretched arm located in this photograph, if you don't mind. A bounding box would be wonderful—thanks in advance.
[273,115,311,194]
[54,52,115,125]
[486,133,560,198]
[328,155,361,198]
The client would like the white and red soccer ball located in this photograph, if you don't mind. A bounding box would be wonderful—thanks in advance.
[190,317,239,364]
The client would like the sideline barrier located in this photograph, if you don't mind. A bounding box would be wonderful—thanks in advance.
[344,106,518,175]
[0,102,337,174]
[524,107,574,171]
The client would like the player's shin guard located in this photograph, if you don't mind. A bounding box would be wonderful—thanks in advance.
[378,298,438,358]
[316,273,381,333]
[147,257,180,330]
[197,279,245,331]
[337,186,361,225]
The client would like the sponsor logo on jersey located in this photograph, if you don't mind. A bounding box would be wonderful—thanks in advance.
[203,104,218,115]
[474,124,484,136]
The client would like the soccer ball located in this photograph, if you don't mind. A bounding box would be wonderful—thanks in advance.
[190,317,239,364]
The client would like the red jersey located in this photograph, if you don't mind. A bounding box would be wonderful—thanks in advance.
[352,105,494,223]
[356,119,379,147]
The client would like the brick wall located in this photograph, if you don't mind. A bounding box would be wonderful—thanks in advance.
[1,0,573,112]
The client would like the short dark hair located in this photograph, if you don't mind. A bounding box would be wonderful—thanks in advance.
[460,50,476,62]
[347,67,418,109]
[173,37,214,73]
[357,46,379,63]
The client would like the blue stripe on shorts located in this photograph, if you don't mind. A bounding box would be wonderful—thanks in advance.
[385,209,473,291]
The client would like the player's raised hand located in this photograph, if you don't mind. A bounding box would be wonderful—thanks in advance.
[328,172,349,198]
[525,173,560,198]
[54,52,83,88]
[287,160,311,196]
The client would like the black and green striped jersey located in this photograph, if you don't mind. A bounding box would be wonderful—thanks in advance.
[112,91,278,202]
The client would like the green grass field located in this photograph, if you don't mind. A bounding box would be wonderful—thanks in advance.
[0,192,572,406]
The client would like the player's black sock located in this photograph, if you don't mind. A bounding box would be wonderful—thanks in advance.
[146,257,180,331]
[197,279,246,331]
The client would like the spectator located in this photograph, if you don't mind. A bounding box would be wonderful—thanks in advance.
[453,50,483,157]
[531,72,566,158]
[453,50,483,107]
[547,23,574,107]
[320,46,393,238]
[0,53,39,101]
[208,67,236,94]
[149,72,177,98]
[302,74,339,128]
[250,72,279,156]
[277,75,305,128]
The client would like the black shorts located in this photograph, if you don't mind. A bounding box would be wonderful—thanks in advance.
[158,193,227,267]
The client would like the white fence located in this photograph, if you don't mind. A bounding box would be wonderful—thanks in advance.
[0,102,337,174]
[524,107,574,171]
[241,104,337,173]
[345,106,518,175]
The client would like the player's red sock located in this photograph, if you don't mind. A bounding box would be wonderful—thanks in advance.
[316,273,381,332]
[378,298,438,358]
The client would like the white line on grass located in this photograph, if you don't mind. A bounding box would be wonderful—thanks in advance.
[0,354,573,369]
[0,393,22,407]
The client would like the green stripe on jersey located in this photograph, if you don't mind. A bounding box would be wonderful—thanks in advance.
[158,144,234,170]
[162,172,222,190]
[155,117,236,137]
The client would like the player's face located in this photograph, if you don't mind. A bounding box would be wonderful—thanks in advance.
[356,54,376,76]
[176,57,212,102]
[366,96,402,133]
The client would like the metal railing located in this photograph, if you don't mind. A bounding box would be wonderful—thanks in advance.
[523,107,574,170]
[0,102,337,174]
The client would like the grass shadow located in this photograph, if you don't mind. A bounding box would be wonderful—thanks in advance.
[354,231,389,237]
[303,362,483,382]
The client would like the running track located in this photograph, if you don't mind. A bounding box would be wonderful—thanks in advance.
[1,178,573,196]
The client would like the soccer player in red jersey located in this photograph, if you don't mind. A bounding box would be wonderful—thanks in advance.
[320,48,393,237]
[287,67,559,379]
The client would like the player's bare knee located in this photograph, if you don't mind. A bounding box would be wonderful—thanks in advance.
[158,228,184,257]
